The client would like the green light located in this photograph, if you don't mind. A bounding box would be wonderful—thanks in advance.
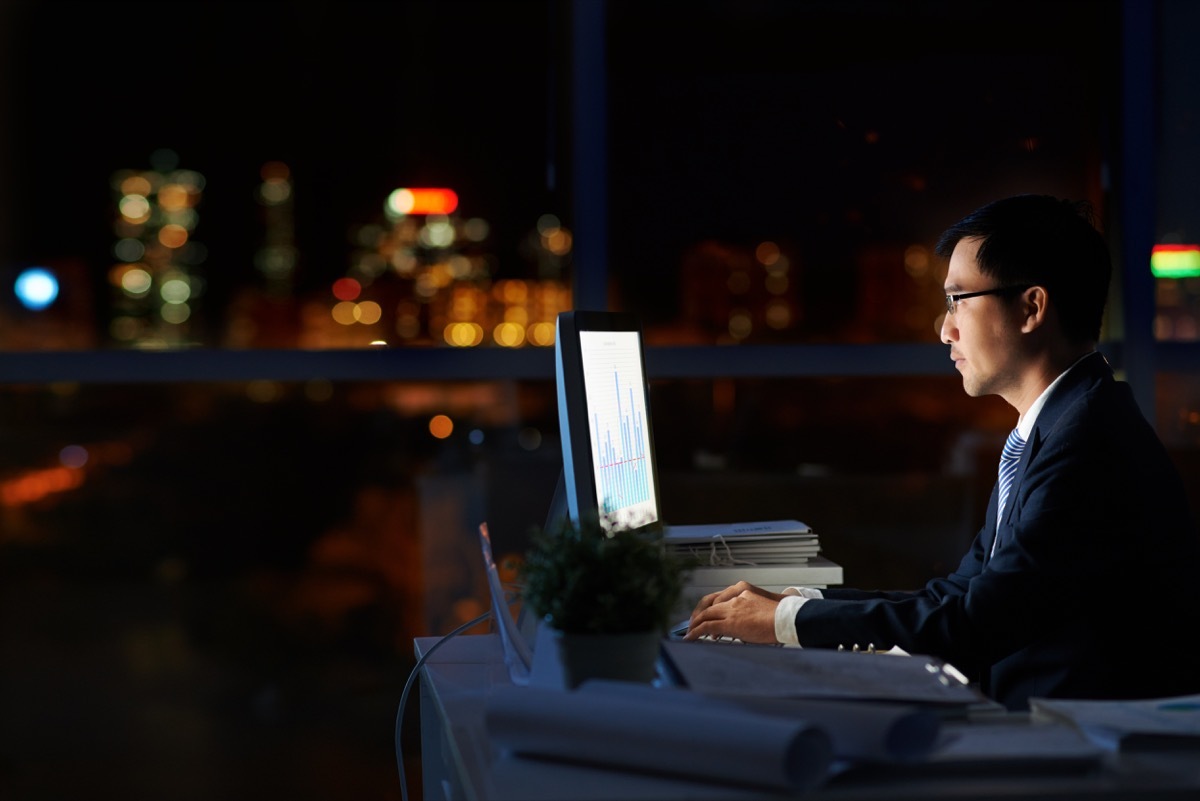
[1151,245,1200,278]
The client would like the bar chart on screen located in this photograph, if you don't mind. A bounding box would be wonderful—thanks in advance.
[579,329,657,519]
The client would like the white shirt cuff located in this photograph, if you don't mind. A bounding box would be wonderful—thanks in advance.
[775,586,823,645]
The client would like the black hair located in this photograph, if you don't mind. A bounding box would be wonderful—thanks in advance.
[935,194,1111,344]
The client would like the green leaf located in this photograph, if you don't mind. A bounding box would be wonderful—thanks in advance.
[517,512,697,635]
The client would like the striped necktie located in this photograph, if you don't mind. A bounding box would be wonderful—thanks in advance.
[992,427,1026,557]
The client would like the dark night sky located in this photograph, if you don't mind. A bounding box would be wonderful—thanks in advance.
[2,0,1121,331]
[6,1,560,302]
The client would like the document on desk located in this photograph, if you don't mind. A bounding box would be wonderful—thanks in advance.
[828,717,1106,781]
[660,639,986,708]
[1030,693,1200,751]
[485,682,834,793]
[664,520,820,566]
[925,718,1106,771]
[663,519,813,541]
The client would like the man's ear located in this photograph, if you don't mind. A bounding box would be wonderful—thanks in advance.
[1019,286,1049,333]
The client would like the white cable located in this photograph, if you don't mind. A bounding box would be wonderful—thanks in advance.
[395,609,492,801]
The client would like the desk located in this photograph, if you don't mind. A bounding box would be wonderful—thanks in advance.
[414,634,1200,801]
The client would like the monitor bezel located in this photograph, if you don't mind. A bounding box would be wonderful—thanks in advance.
[554,310,664,534]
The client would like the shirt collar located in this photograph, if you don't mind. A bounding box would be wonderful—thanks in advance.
[1016,352,1094,440]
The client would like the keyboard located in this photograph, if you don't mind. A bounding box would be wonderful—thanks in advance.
[669,619,744,644]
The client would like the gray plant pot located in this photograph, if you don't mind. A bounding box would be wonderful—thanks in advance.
[550,628,663,689]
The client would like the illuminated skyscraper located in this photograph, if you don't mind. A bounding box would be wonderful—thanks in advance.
[107,149,206,348]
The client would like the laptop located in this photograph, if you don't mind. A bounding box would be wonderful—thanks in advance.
[479,521,572,687]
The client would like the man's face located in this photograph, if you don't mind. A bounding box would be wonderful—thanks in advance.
[940,237,1024,399]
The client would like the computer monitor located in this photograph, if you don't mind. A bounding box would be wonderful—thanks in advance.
[554,310,663,533]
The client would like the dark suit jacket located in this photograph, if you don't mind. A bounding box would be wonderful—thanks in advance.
[795,352,1200,710]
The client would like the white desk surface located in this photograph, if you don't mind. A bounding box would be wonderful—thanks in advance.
[414,634,1200,801]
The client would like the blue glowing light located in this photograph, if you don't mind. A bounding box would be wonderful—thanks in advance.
[14,267,59,310]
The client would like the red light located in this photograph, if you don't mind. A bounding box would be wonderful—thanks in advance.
[332,277,361,301]
[389,188,459,216]
[1151,244,1200,278]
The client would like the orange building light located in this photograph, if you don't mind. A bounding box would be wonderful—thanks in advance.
[387,187,459,216]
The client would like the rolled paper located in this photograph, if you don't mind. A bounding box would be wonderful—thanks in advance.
[485,682,834,793]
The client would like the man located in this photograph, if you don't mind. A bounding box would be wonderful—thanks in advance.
[685,194,1200,711]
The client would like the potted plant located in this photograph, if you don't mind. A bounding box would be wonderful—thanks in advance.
[518,512,695,688]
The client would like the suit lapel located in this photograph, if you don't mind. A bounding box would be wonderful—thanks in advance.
[986,351,1112,560]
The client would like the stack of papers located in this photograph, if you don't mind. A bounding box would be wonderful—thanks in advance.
[1030,693,1200,751]
[660,639,986,709]
[664,519,820,567]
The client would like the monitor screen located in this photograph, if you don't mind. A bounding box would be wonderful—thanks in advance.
[554,310,662,533]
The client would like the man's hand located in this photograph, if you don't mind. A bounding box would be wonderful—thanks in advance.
[684,581,784,644]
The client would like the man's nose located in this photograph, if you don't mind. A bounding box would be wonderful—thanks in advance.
[938,312,955,344]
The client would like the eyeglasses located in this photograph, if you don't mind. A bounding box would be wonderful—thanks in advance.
[944,285,1032,315]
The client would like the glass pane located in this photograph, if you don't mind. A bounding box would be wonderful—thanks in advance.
[1154,0,1200,341]
[0,2,571,352]
[1155,373,1200,529]
[608,1,1119,345]
[1,2,1120,352]
[648,375,1014,589]
[1158,373,1200,449]
[0,379,560,799]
